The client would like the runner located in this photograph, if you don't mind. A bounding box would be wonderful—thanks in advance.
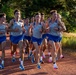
[8,9,25,70]
[31,13,43,69]
[0,13,7,69]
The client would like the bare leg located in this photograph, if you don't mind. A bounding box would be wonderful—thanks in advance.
[33,42,40,63]
[18,40,25,70]
[49,40,58,69]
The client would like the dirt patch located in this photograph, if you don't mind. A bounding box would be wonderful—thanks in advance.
[0,49,76,75]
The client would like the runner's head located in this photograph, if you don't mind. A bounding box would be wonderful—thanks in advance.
[14,9,21,19]
[50,10,57,20]
[0,13,6,23]
[35,12,41,23]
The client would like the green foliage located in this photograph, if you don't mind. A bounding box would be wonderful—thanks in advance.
[1,4,14,21]
[0,0,76,32]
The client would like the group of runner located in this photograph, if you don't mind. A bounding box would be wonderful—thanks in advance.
[0,9,66,70]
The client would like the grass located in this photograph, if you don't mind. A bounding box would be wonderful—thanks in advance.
[62,33,76,56]
[62,36,76,49]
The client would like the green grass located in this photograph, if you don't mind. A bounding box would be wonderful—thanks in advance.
[62,36,76,49]
[62,35,76,56]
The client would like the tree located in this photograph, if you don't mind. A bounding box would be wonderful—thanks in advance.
[0,0,76,32]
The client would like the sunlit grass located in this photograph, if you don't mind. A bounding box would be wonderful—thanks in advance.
[62,36,76,49]
[61,34,76,56]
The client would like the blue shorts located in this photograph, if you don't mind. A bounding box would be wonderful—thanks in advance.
[0,36,6,43]
[47,34,62,42]
[58,36,62,42]
[10,35,24,44]
[42,34,48,40]
[31,36,42,45]
[23,35,31,41]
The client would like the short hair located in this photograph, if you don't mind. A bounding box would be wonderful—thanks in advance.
[41,13,44,15]
[35,12,41,16]
[0,13,6,18]
[14,9,20,15]
[50,10,57,15]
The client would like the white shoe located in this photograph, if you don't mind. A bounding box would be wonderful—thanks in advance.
[60,55,64,59]
[19,64,25,70]
[48,57,52,62]
[53,63,58,69]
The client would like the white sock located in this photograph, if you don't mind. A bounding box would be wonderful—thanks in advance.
[13,54,15,58]
[38,62,40,65]
[19,58,21,61]
[49,57,52,59]
[21,60,23,66]
[40,56,43,61]
[1,60,4,65]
